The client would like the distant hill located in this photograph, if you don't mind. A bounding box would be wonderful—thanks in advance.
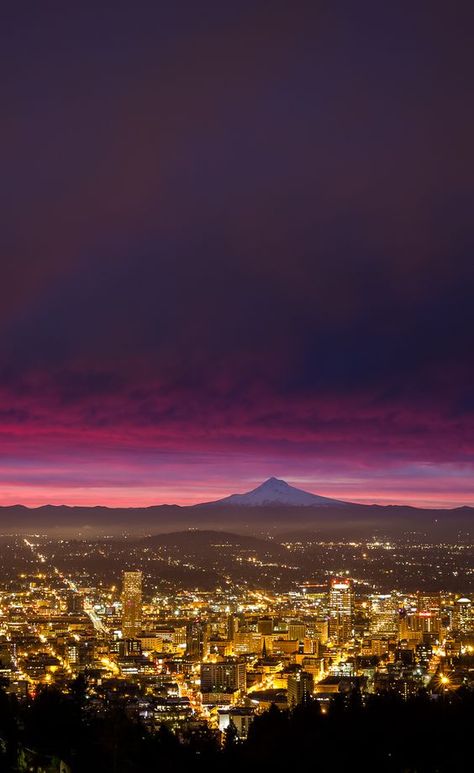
[141,529,272,551]
[0,478,471,539]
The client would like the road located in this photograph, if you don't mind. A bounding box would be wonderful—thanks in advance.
[23,538,109,635]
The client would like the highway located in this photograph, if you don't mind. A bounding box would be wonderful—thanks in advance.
[23,538,109,635]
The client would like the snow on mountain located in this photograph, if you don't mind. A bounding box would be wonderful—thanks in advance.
[200,477,349,507]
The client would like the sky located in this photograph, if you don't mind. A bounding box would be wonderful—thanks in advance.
[1,1,474,508]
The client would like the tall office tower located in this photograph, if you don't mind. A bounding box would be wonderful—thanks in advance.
[369,594,399,637]
[186,621,208,659]
[399,611,440,641]
[417,592,441,615]
[200,660,246,693]
[329,578,354,644]
[257,617,274,635]
[287,671,314,706]
[121,571,143,638]
[452,597,473,633]
[66,590,84,614]
[288,620,306,642]
[307,618,329,644]
[233,630,263,655]
[227,614,239,643]
[415,592,442,637]
[119,639,142,657]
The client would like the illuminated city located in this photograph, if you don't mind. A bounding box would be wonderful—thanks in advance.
[0,519,472,769]
[2,1,474,770]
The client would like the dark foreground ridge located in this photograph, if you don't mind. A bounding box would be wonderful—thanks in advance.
[0,681,472,772]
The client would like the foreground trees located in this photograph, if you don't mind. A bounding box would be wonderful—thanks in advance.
[0,684,472,772]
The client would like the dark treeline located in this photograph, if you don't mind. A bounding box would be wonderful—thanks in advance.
[0,681,473,772]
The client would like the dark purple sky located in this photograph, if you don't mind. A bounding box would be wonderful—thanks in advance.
[1,1,474,507]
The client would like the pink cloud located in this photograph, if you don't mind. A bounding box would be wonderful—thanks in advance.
[0,381,473,507]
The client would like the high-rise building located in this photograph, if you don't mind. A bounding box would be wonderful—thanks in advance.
[257,617,273,635]
[227,614,239,643]
[186,621,208,659]
[119,638,142,657]
[417,592,441,615]
[306,618,329,644]
[369,594,399,637]
[121,571,143,638]
[399,611,440,640]
[200,660,246,693]
[233,630,262,655]
[288,620,306,642]
[287,670,314,705]
[329,578,354,644]
[66,590,84,614]
[452,597,472,634]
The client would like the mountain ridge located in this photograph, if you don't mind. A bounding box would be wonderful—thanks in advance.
[195,476,350,508]
[0,478,471,538]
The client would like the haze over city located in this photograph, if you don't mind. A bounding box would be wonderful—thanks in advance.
[1,4,474,773]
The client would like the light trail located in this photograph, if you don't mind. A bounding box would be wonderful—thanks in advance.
[23,538,108,635]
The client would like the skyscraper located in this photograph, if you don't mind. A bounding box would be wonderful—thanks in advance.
[122,571,143,638]
[257,617,273,635]
[186,620,208,659]
[452,596,472,634]
[200,660,246,693]
[66,590,84,614]
[369,594,399,637]
[227,614,239,643]
[329,578,354,644]
[288,620,306,642]
[287,670,314,705]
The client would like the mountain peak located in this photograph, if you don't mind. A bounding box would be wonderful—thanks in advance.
[263,476,288,486]
[198,477,349,508]
[259,477,291,490]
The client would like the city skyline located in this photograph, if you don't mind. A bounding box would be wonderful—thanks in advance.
[2,2,474,511]
[0,530,471,771]
[1,4,473,769]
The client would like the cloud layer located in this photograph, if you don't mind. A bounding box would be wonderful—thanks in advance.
[1,2,474,506]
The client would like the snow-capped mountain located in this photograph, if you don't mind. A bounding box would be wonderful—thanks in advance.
[199,477,349,507]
